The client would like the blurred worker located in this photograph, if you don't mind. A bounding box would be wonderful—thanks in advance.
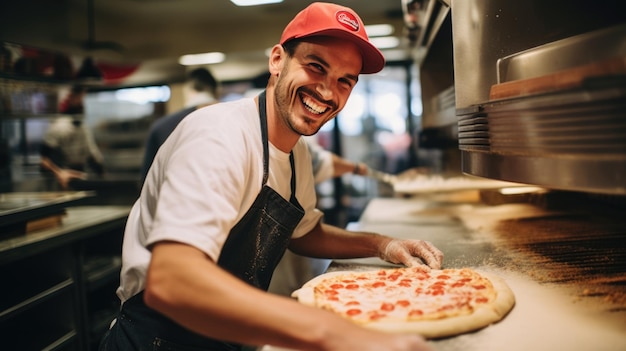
[40,85,104,189]
[140,67,219,182]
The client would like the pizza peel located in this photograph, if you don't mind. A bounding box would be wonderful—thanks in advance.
[365,167,398,185]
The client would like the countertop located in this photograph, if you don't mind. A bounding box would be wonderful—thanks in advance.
[0,205,131,264]
[263,192,626,351]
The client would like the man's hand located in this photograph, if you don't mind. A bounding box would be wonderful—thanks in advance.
[379,239,443,269]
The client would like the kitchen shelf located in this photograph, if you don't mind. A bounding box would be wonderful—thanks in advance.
[0,205,130,351]
[0,112,79,120]
[0,278,73,322]
[85,256,122,291]
[46,331,80,351]
[0,285,78,350]
[0,71,73,85]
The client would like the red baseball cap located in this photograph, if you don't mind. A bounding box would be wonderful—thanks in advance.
[279,2,385,74]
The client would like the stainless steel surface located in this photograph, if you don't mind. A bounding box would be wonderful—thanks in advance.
[0,191,93,229]
[451,0,626,195]
[461,148,626,195]
[0,205,130,263]
[457,82,626,195]
[496,23,626,84]
[450,0,625,109]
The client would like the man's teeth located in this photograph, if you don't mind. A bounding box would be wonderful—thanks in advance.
[302,96,327,114]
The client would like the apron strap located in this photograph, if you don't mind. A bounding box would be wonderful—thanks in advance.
[289,152,298,203]
[258,90,299,203]
[258,91,270,186]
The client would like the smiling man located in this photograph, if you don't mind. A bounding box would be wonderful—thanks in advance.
[100,3,443,351]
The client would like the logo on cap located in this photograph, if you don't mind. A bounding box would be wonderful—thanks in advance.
[336,11,359,32]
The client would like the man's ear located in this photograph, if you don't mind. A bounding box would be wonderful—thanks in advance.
[268,44,285,76]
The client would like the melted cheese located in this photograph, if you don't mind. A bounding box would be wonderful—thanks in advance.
[314,268,496,324]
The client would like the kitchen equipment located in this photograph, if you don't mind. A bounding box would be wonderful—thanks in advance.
[365,166,398,185]
[0,191,93,236]
[393,173,524,194]
[452,0,626,195]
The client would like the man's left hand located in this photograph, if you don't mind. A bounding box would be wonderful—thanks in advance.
[379,239,443,269]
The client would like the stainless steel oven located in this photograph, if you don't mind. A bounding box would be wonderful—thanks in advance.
[389,0,626,349]
[451,0,626,194]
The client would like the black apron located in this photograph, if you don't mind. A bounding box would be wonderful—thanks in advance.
[100,91,305,351]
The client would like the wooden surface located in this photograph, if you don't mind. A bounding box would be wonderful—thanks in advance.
[489,56,626,100]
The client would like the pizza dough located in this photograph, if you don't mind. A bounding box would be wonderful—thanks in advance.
[292,267,515,339]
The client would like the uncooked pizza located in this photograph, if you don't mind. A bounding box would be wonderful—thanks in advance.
[292,266,515,338]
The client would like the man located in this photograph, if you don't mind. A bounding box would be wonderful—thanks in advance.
[140,67,219,182]
[100,3,443,351]
[140,68,366,299]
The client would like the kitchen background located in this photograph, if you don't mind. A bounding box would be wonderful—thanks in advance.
[1,0,446,225]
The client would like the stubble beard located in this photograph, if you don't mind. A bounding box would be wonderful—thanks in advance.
[274,80,323,137]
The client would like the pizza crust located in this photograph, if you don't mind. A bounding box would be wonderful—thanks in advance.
[292,268,515,339]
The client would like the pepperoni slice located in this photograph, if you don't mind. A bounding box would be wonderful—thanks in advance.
[372,281,386,288]
[346,309,362,316]
[396,300,411,307]
[380,303,395,311]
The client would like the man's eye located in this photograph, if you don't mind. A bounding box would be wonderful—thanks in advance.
[309,63,324,72]
[339,78,354,89]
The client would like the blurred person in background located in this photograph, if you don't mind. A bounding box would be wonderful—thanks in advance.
[140,67,220,182]
[40,85,104,189]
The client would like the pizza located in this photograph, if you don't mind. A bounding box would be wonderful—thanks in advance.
[291,266,515,339]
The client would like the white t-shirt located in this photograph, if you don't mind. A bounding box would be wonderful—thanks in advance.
[43,116,103,166]
[304,136,334,184]
[117,97,323,303]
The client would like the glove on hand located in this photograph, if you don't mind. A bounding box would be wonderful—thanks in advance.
[380,239,443,269]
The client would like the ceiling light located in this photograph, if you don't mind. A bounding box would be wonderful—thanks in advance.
[365,24,394,37]
[230,0,283,6]
[369,36,400,50]
[179,52,226,66]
